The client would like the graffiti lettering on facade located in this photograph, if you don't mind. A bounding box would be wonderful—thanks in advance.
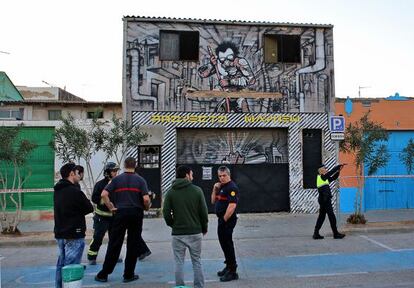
[244,115,301,123]
[150,114,228,124]
[149,114,300,124]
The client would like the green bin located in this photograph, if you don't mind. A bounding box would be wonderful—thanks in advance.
[62,264,84,288]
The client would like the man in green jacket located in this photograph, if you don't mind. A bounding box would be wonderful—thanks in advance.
[163,165,208,288]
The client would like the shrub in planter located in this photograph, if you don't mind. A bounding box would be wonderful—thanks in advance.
[346,213,367,224]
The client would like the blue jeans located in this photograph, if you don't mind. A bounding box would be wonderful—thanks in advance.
[56,238,85,288]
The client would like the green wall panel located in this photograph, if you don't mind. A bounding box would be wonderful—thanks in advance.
[1,127,55,210]
[23,192,54,210]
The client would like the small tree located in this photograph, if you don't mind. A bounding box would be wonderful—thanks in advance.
[99,114,148,165]
[0,126,37,234]
[340,112,390,224]
[53,113,105,196]
[52,113,147,196]
[400,139,414,174]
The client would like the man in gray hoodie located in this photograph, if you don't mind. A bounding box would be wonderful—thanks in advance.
[163,165,208,288]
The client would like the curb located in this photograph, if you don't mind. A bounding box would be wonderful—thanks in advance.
[0,239,57,247]
[2,221,414,247]
[341,221,414,234]
[0,234,103,248]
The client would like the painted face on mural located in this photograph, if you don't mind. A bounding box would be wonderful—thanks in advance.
[218,48,235,67]
[198,42,255,94]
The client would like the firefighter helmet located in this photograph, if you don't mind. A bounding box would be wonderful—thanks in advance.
[104,162,120,177]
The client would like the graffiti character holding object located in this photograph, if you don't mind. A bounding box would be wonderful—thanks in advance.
[198,42,255,91]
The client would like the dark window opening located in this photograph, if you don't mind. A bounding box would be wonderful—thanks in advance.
[302,129,322,189]
[48,110,62,120]
[87,111,103,119]
[264,34,301,63]
[160,30,199,61]
[0,108,23,120]
[138,146,160,168]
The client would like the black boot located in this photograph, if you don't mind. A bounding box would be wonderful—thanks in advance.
[87,253,97,265]
[217,266,229,277]
[220,264,238,282]
[333,232,345,239]
[313,230,324,240]
[220,271,239,282]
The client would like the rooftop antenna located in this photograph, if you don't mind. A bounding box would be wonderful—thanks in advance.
[42,80,57,87]
[358,85,371,98]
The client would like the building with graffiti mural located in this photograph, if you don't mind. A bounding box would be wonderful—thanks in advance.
[123,16,337,213]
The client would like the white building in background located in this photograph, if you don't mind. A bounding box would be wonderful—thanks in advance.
[0,86,122,121]
[2,85,123,186]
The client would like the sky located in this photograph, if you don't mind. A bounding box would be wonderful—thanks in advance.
[1,0,413,102]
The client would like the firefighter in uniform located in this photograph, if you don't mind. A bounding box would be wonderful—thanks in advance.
[95,157,150,283]
[87,162,120,265]
[211,166,239,282]
[313,163,346,240]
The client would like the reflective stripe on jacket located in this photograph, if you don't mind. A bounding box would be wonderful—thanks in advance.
[95,207,113,217]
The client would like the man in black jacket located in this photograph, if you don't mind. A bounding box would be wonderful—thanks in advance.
[313,164,346,240]
[87,162,120,265]
[54,163,94,288]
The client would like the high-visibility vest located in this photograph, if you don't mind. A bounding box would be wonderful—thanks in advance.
[95,207,112,217]
[316,175,329,188]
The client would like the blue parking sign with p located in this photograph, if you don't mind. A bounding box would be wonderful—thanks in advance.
[329,116,345,132]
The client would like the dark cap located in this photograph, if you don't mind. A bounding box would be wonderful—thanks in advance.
[318,164,326,169]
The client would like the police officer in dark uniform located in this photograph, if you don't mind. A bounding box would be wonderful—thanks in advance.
[211,166,239,282]
[313,163,346,240]
[87,162,120,265]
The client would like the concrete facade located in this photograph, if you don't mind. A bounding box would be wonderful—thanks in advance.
[0,86,122,121]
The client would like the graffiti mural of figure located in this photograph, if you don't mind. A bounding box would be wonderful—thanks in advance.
[198,42,256,113]
[198,42,255,91]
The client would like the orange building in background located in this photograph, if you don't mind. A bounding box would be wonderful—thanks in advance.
[335,94,414,212]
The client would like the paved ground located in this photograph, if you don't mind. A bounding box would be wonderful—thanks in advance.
[1,210,414,287]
